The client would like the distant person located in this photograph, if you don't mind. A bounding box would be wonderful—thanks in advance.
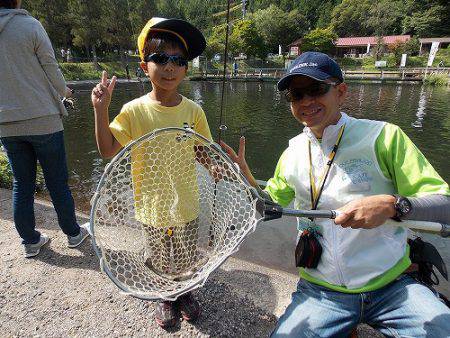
[60,47,66,61]
[221,52,450,337]
[66,48,71,62]
[91,17,211,329]
[233,61,238,76]
[0,0,89,258]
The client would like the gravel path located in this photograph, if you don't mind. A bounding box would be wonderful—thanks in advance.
[0,188,382,337]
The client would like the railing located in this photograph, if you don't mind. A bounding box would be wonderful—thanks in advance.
[190,67,450,82]
[342,67,450,81]
[192,68,286,79]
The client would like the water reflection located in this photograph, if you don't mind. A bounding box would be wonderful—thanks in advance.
[412,87,427,129]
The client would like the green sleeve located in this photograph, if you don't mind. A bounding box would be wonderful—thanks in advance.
[264,150,295,207]
[375,124,450,197]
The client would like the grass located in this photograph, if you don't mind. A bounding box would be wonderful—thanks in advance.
[423,73,449,86]
[61,61,140,81]
[0,152,45,190]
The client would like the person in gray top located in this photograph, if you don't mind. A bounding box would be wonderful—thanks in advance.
[0,0,89,258]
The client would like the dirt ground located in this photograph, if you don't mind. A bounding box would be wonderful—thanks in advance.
[0,188,383,337]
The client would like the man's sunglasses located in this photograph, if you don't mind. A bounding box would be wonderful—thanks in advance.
[285,81,339,102]
[144,53,188,67]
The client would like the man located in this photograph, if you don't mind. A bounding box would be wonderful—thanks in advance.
[221,51,450,337]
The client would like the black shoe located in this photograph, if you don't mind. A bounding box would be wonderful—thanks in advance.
[155,301,178,328]
[177,293,201,322]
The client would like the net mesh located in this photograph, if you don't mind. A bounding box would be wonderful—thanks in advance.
[91,128,259,300]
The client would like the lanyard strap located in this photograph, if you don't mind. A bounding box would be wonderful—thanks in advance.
[308,125,345,210]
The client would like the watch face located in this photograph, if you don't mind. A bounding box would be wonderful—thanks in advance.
[399,198,412,214]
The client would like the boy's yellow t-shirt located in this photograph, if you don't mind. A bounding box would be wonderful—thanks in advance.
[109,94,212,227]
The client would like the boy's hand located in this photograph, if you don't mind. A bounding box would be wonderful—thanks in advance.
[92,71,117,112]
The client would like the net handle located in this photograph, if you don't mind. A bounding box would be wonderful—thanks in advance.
[258,200,450,237]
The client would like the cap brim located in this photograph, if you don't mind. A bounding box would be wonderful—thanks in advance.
[151,19,206,60]
[277,69,332,91]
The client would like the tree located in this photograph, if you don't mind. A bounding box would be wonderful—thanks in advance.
[230,19,268,59]
[402,1,448,37]
[127,0,158,44]
[103,0,134,62]
[252,5,308,53]
[301,28,338,54]
[21,0,72,48]
[365,0,403,37]
[331,0,372,37]
[68,0,109,66]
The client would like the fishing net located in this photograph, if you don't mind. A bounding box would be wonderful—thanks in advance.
[90,127,259,300]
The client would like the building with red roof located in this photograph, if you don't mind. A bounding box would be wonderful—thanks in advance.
[335,35,410,57]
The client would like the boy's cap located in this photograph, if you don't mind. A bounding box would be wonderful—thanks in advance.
[138,17,206,61]
[277,52,343,91]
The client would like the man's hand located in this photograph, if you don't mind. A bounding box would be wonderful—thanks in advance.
[220,137,258,187]
[334,194,396,229]
[92,71,117,112]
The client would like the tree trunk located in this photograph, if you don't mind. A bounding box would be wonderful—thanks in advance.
[92,45,99,71]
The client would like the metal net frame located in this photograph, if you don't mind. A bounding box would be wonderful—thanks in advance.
[90,127,260,301]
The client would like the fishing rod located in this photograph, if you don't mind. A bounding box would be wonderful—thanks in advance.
[217,0,232,144]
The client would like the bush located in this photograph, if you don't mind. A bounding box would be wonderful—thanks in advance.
[423,73,448,86]
[60,62,140,81]
[0,153,12,189]
[407,56,425,67]
[337,57,363,69]
[0,152,45,190]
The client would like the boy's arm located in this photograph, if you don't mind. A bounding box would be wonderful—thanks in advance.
[92,71,122,159]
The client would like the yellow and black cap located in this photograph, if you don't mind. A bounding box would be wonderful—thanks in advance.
[138,17,206,61]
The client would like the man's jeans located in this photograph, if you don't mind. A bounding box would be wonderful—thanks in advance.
[271,275,450,337]
[1,131,80,244]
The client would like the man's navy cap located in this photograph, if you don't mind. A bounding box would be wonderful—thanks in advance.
[277,52,343,91]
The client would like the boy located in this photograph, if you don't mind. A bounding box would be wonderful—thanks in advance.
[91,17,211,329]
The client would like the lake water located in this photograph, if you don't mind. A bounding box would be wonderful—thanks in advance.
[66,80,450,210]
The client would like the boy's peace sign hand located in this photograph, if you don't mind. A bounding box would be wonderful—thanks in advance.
[92,71,117,112]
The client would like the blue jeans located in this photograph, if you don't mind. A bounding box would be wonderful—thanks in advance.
[1,131,80,244]
[271,275,450,337]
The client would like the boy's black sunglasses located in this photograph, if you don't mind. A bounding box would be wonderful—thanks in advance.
[285,81,339,102]
[144,53,188,67]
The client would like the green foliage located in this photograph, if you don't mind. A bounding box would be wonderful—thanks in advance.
[301,28,338,54]
[0,153,12,190]
[60,62,139,81]
[0,153,45,191]
[18,0,450,64]
[337,57,363,69]
[402,1,450,37]
[331,0,372,37]
[403,37,420,56]
[365,0,403,36]
[406,56,426,67]
[252,5,308,53]
[230,20,267,59]
[423,73,449,86]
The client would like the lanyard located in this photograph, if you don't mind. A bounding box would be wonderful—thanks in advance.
[308,125,345,210]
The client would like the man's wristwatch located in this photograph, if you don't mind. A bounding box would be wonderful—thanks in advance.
[392,195,412,221]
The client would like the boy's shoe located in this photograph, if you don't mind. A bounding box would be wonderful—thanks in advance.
[24,233,50,258]
[67,223,90,248]
[154,301,178,328]
[177,293,200,322]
